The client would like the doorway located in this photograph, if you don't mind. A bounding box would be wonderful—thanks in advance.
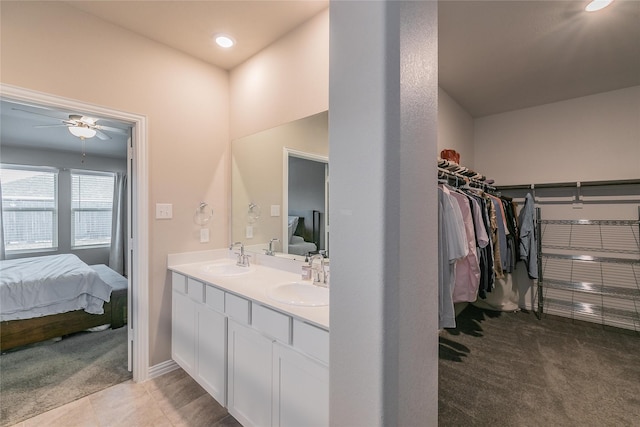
[0,83,149,382]
[282,148,329,256]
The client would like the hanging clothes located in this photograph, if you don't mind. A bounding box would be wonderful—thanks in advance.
[484,196,503,281]
[468,191,495,299]
[437,163,531,324]
[518,192,538,279]
[449,189,482,303]
[438,185,468,329]
[501,198,519,274]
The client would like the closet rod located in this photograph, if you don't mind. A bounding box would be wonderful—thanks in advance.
[500,178,640,191]
[437,167,497,192]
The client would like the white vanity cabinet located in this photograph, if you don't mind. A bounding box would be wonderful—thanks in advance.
[171,272,197,373]
[195,286,226,405]
[171,273,226,405]
[170,268,329,427]
[227,302,292,427]
[228,303,330,427]
[272,319,329,427]
[227,319,274,427]
[272,342,329,427]
[271,319,330,427]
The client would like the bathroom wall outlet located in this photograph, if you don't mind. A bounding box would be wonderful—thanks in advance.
[200,228,210,243]
[271,205,280,217]
[246,226,253,238]
[156,203,173,219]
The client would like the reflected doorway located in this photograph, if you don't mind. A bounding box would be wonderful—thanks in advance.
[282,149,329,256]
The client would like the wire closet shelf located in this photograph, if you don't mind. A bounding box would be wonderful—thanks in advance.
[536,210,640,333]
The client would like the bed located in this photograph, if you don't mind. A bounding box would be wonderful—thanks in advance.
[287,210,322,256]
[0,254,128,351]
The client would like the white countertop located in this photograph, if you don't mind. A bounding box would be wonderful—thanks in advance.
[168,250,329,330]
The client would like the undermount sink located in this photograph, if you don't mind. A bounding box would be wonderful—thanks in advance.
[267,281,329,307]
[200,259,254,277]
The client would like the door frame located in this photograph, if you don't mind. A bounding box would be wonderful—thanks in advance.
[1,83,150,382]
[282,148,329,254]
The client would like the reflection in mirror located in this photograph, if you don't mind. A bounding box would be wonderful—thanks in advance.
[284,150,328,256]
[232,111,328,258]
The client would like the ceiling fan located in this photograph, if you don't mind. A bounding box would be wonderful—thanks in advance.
[13,107,128,140]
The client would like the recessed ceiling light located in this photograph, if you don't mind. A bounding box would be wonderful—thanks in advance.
[215,34,235,48]
[585,0,614,12]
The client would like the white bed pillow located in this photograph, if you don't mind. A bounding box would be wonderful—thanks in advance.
[287,216,299,243]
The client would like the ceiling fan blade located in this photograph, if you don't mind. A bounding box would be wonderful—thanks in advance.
[33,124,68,129]
[95,124,129,135]
[12,107,63,121]
[95,130,111,140]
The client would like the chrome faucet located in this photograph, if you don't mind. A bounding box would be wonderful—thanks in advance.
[264,238,280,256]
[309,254,328,287]
[229,241,250,267]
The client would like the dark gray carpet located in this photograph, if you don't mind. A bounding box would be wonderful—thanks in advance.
[0,326,131,427]
[439,305,640,426]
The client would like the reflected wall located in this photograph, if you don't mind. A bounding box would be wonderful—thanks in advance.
[231,111,328,252]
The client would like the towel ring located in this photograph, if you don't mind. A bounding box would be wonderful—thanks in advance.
[194,202,213,226]
[248,203,261,224]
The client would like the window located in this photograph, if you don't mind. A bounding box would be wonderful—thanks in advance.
[1,165,58,252]
[71,171,114,248]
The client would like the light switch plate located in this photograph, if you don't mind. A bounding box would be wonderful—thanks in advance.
[156,203,173,219]
[270,205,280,217]
[246,226,253,238]
[200,228,210,243]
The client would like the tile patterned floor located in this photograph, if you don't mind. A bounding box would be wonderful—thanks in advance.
[10,368,242,427]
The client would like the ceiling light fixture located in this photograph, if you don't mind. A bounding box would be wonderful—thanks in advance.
[68,125,97,139]
[585,0,614,12]
[215,34,235,48]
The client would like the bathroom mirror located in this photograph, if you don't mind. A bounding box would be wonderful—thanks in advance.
[231,111,329,258]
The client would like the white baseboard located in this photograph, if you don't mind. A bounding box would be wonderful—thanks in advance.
[147,359,180,380]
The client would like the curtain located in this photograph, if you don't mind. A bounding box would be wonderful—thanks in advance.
[0,179,5,261]
[109,173,127,276]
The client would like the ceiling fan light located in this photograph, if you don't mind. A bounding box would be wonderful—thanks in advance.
[585,0,614,12]
[69,126,97,139]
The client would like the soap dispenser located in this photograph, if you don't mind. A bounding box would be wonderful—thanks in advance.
[301,253,312,280]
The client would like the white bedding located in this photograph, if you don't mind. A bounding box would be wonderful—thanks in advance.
[0,254,113,321]
[90,264,128,292]
[288,235,317,256]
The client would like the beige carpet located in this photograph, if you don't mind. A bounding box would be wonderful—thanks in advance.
[0,326,131,426]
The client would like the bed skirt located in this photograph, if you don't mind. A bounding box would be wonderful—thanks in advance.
[0,288,127,352]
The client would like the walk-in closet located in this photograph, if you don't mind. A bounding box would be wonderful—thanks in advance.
[437,1,640,425]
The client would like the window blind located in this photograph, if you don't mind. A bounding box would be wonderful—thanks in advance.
[71,171,115,248]
[1,165,58,251]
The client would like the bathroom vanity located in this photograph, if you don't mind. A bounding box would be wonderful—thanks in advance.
[168,251,329,427]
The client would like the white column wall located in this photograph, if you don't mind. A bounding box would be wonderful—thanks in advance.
[329,1,438,425]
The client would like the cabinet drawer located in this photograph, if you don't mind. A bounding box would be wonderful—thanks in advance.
[187,278,204,304]
[205,285,225,313]
[293,319,329,365]
[252,304,291,344]
[225,293,250,324]
[172,272,187,294]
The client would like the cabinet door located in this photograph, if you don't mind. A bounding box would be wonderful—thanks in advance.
[227,319,274,427]
[272,343,329,427]
[196,303,227,406]
[172,289,195,374]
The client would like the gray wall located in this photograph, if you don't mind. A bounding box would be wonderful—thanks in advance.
[288,156,326,248]
[1,145,126,265]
